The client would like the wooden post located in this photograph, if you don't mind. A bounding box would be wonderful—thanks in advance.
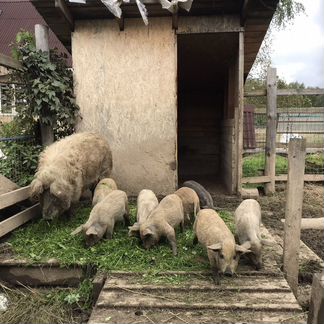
[264,67,277,195]
[308,273,324,324]
[283,138,306,297]
[35,24,54,146]
[236,31,244,194]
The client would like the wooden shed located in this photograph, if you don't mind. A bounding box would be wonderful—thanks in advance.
[31,0,279,195]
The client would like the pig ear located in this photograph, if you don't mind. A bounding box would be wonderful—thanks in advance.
[50,181,70,204]
[30,179,44,201]
[71,225,84,236]
[207,243,222,251]
[235,244,251,254]
[86,227,98,236]
[142,228,153,238]
[241,241,252,250]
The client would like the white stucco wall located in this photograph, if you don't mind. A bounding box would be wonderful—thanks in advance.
[72,18,177,195]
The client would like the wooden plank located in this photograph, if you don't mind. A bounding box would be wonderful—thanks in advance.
[281,218,324,230]
[177,15,243,34]
[96,291,301,311]
[283,138,306,297]
[0,186,30,210]
[55,0,75,31]
[242,175,271,184]
[242,174,324,184]
[264,67,277,195]
[0,204,40,238]
[0,265,84,287]
[0,53,22,70]
[245,88,324,97]
[278,89,324,96]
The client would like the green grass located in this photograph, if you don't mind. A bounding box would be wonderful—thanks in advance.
[9,204,235,273]
[306,153,324,167]
[243,153,288,177]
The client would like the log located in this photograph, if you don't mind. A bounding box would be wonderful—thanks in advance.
[281,218,324,230]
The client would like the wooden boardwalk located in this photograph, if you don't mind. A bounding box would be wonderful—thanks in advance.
[89,227,306,324]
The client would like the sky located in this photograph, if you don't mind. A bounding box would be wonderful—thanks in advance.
[271,0,324,88]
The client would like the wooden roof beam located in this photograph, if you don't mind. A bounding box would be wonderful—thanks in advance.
[240,0,250,26]
[55,0,74,31]
[0,53,22,70]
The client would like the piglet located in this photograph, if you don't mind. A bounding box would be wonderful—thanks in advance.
[174,187,200,224]
[194,209,250,284]
[234,199,262,270]
[140,194,184,256]
[92,178,117,206]
[71,190,129,246]
[128,189,158,237]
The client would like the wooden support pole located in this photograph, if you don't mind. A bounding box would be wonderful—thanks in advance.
[264,67,277,195]
[308,273,324,324]
[55,0,74,31]
[236,31,244,194]
[35,24,54,147]
[283,138,306,297]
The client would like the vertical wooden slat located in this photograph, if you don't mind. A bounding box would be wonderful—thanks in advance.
[264,67,277,194]
[236,31,244,194]
[283,138,306,297]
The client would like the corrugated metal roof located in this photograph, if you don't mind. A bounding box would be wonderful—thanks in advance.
[0,0,71,65]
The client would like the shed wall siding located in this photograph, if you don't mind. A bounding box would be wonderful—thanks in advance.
[72,18,177,195]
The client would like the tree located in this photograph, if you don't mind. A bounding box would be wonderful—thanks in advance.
[248,0,306,80]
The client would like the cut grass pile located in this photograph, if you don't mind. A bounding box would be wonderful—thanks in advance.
[9,203,235,273]
[0,280,92,324]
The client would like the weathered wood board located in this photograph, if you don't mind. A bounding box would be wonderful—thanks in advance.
[88,225,306,324]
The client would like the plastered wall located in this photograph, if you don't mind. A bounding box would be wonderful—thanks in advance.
[72,18,177,195]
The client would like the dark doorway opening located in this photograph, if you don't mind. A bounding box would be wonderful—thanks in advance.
[177,33,239,193]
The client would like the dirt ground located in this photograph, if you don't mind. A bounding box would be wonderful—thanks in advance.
[211,183,324,261]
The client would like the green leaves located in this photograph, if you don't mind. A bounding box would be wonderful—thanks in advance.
[11,31,80,139]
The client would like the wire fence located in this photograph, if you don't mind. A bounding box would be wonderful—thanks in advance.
[243,105,324,178]
[0,135,41,186]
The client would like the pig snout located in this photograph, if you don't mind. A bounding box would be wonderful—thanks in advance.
[224,268,233,277]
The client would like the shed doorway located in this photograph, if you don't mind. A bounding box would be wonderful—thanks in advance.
[177,33,239,193]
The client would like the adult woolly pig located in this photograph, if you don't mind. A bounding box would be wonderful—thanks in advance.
[140,194,184,256]
[128,189,158,237]
[30,132,112,220]
[194,209,250,284]
[182,180,214,209]
[92,178,117,206]
[234,199,262,270]
[71,190,129,246]
[174,187,200,224]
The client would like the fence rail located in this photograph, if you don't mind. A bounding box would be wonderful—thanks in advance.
[242,68,324,189]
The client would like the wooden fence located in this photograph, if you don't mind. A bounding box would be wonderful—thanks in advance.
[242,67,324,193]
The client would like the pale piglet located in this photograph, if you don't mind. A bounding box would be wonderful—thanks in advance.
[140,194,184,256]
[234,199,262,270]
[128,189,158,237]
[174,187,200,224]
[194,209,250,284]
[92,178,117,206]
[71,190,129,247]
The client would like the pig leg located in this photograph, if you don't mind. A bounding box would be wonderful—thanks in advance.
[123,204,131,226]
[211,267,220,285]
[105,228,113,240]
[193,235,198,245]
[165,225,177,256]
[180,220,185,233]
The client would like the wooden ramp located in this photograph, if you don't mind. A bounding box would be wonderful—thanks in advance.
[89,227,306,324]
